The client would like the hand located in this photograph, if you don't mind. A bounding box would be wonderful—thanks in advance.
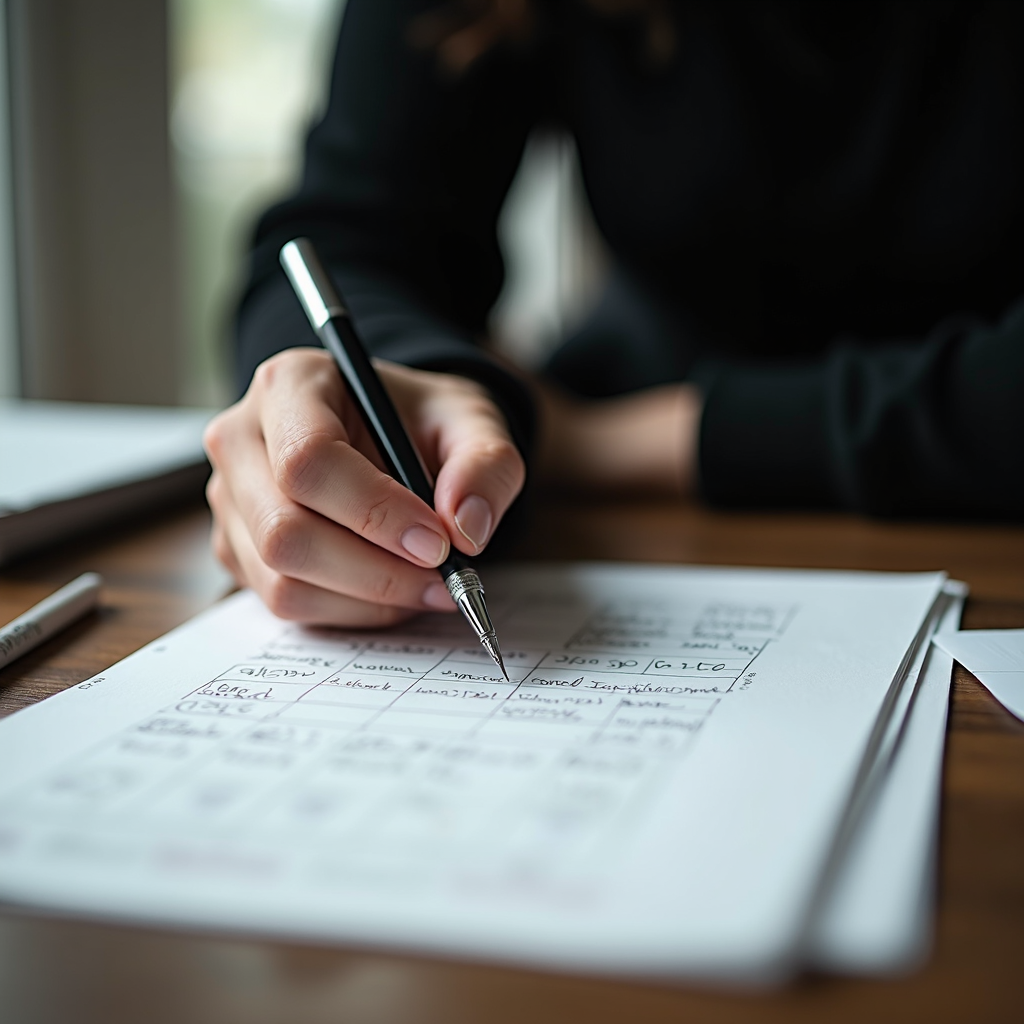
[204,348,525,627]
[535,381,702,495]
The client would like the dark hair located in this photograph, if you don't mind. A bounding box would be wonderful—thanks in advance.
[408,0,676,75]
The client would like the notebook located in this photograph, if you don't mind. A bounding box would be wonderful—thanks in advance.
[0,400,214,564]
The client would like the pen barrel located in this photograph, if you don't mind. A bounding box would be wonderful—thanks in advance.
[280,238,480,588]
[0,572,102,670]
[319,319,436,509]
[439,550,468,581]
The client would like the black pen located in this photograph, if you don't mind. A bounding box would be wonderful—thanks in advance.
[280,238,508,680]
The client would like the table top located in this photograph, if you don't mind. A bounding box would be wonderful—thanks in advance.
[1,500,1021,1024]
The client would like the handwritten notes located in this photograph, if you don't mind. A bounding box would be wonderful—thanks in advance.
[0,565,948,982]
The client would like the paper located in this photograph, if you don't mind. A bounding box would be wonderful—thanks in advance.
[808,586,963,972]
[0,565,946,982]
[932,630,1024,722]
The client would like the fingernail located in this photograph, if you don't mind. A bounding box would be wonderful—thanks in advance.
[400,525,448,566]
[423,582,455,610]
[454,495,493,553]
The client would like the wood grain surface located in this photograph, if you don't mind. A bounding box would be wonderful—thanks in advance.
[0,499,1021,1024]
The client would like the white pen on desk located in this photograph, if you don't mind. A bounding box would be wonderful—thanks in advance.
[0,572,103,672]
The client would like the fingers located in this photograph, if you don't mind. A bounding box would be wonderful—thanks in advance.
[414,374,526,555]
[206,414,455,617]
[204,348,526,631]
[249,350,452,569]
[212,473,433,627]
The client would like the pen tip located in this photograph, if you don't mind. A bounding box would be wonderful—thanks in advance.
[480,632,508,682]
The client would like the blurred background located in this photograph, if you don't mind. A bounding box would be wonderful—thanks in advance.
[171,0,342,406]
[0,0,605,410]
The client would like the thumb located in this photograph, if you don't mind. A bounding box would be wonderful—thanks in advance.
[431,396,526,556]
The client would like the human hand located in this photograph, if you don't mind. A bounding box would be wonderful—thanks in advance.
[535,381,702,496]
[204,348,525,627]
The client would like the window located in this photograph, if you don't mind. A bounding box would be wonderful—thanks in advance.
[171,0,344,406]
[170,0,604,399]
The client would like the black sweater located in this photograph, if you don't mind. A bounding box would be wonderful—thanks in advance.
[237,0,1024,519]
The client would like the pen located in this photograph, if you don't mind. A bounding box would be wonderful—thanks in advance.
[279,238,509,680]
[0,572,103,672]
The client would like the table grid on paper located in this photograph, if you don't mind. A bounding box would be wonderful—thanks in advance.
[1,596,795,875]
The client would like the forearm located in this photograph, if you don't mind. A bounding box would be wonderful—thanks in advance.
[698,299,1024,518]
[235,0,542,468]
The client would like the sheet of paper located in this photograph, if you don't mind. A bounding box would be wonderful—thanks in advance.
[808,586,963,972]
[0,565,945,982]
[932,630,1024,723]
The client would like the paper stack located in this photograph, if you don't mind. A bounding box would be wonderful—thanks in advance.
[0,564,962,983]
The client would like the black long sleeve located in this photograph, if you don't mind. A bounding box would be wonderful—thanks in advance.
[698,301,1024,516]
[236,0,1023,520]
[236,0,541,458]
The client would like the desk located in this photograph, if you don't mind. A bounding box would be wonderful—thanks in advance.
[1,501,1021,1024]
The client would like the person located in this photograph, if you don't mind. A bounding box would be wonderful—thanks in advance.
[204,0,1023,628]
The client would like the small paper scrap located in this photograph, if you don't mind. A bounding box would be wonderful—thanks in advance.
[932,630,1024,723]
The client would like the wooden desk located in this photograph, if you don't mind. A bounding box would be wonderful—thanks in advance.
[1,501,1022,1024]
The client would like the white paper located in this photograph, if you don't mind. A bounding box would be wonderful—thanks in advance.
[0,565,946,982]
[932,630,1024,723]
[808,586,963,972]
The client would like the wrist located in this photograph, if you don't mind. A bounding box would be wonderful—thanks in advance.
[538,383,702,496]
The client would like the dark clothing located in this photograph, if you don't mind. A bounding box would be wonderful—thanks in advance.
[237,0,1024,519]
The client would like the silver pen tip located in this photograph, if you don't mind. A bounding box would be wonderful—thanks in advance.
[480,632,509,681]
[445,568,508,681]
